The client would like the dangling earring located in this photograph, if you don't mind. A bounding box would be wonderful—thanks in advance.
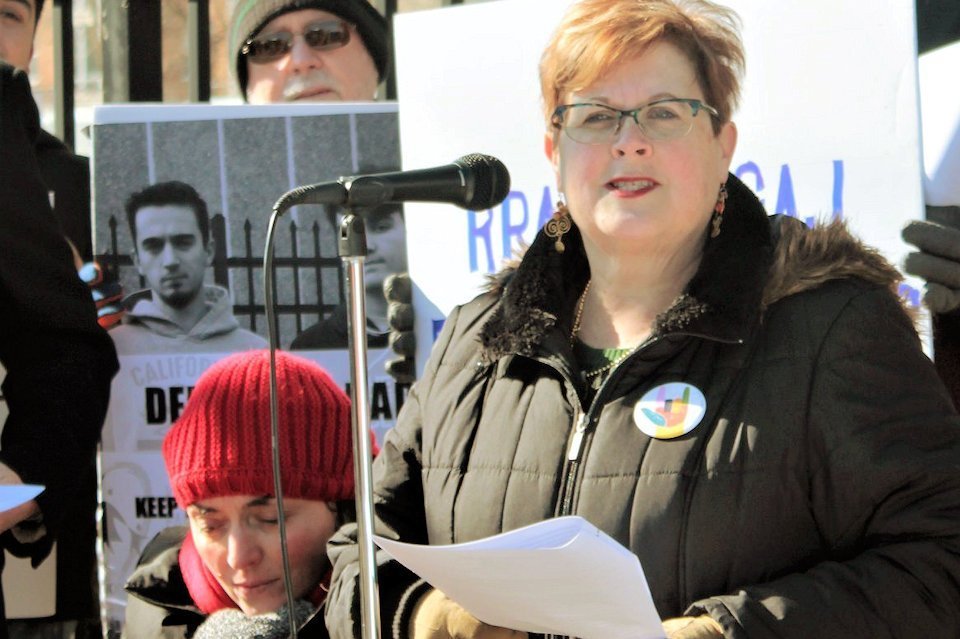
[545,196,573,253]
[710,183,728,238]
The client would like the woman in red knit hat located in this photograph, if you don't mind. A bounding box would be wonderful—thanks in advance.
[122,349,368,639]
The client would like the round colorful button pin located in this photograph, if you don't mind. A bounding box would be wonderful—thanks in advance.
[633,382,707,439]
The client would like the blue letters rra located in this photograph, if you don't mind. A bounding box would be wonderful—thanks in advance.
[735,160,844,227]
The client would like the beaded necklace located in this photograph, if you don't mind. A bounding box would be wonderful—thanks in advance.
[582,348,631,379]
[570,280,632,379]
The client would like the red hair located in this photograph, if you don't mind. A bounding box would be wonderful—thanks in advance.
[540,0,745,135]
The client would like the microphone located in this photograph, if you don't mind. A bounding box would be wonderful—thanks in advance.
[272,154,511,213]
[344,153,511,210]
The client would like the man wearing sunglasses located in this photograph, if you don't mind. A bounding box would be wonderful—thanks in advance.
[229,0,388,104]
[229,0,417,382]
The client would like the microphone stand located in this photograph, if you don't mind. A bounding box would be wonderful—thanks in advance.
[265,153,509,636]
[263,205,301,639]
[267,182,380,639]
[338,211,381,639]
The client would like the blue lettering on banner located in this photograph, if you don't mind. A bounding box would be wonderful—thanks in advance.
[468,208,495,273]
[537,185,554,227]
[734,159,845,227]
[432,318,446,340]
[468,186,556,274]
[735,161,765,207]
[465,163,849,276]
[775,164,796,217]
[832,159,844,220]
[449,158,917,317]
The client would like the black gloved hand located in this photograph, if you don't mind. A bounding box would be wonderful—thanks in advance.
[902,205,960,314]
[384,272,416,384]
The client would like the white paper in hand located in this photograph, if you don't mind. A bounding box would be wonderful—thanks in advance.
[0,484,44,513]
[374,515,665,639]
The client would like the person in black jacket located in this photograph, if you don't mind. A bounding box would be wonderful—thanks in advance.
[0,61,118,639]
[2,2,120,637]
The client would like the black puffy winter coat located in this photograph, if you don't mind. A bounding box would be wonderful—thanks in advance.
[327,174,960,639]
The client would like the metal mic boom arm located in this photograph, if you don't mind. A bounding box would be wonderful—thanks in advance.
[272,180,348,215]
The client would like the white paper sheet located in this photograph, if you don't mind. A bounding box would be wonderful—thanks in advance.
[0,484,44,513]
[374,516,665,639]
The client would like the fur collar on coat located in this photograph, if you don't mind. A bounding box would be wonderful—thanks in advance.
[478,173,905,363]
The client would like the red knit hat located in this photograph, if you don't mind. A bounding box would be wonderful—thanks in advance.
[163,349,361,508]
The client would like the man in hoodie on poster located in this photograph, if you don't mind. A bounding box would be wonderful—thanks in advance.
[229,0,416,381]
[110,181,268,355]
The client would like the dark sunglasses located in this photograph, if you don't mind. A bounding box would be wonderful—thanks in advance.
[241,20,351,64]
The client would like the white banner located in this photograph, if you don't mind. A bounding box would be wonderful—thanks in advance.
[393,0,925,371]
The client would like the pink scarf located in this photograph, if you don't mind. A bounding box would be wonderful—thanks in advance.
[179,530,330,614]
[179,530,238,614]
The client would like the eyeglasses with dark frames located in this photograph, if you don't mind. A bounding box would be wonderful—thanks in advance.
[551,98,720,144]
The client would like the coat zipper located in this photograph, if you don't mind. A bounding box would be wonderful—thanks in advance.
[553,330,743,517]
[566,410,588,461]
[559,410,587,515]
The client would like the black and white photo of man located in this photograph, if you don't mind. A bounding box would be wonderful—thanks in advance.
[110,181,266,354]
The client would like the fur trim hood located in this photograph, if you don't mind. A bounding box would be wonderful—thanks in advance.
[762,217,902,309]
[478,173,904,363]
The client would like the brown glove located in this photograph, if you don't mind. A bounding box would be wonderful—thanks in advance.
[662,615,725,638]
[409,588,527,639]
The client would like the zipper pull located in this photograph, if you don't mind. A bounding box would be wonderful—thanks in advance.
[567,412,588,461]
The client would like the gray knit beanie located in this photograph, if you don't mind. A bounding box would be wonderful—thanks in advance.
[229,0,388,99]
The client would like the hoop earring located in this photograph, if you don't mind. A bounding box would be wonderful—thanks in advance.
[710,183,728,238]
[545,197,573,253]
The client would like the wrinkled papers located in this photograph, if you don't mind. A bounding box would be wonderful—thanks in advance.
[374,515,665,639]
